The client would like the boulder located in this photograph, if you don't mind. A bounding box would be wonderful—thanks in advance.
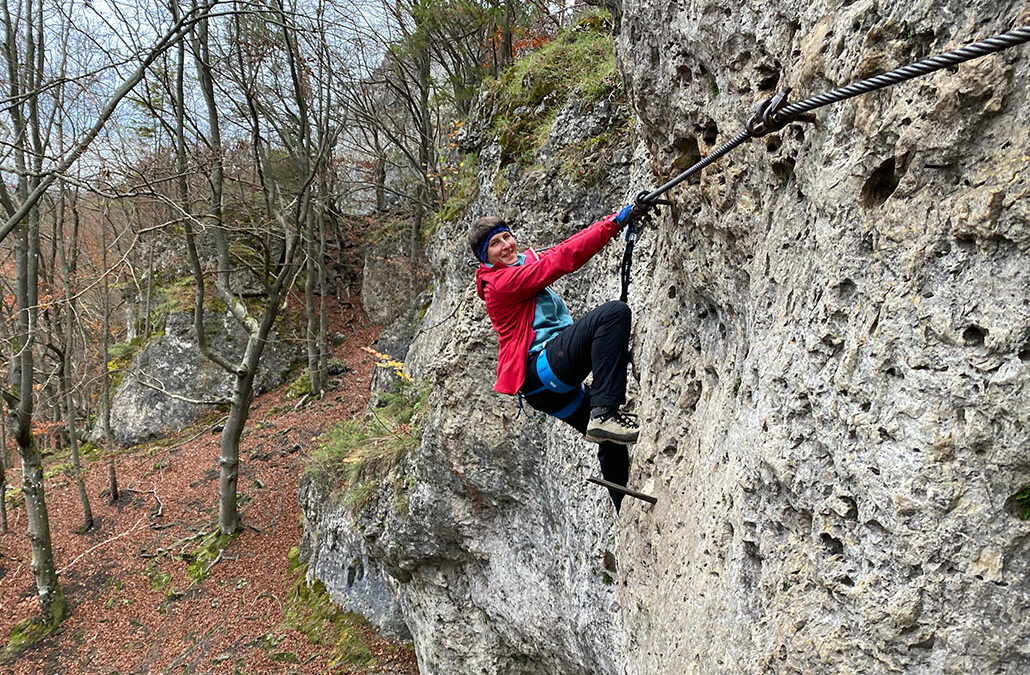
[99,311,300,447]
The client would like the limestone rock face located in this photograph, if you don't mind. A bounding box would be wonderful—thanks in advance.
[361,237,422,326]
[303,91,641,674]
[299,472,411,640]
[612,1,1030,673]
[304,3,1030,673]
[102,312,299,447]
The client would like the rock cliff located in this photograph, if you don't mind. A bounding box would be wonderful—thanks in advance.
[103,312,298,447]
[303,3,1030,673]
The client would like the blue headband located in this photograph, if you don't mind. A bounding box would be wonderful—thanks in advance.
[476,225,512,263]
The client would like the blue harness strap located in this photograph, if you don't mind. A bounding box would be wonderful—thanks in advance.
[551,388,585,419]
[523,350,576,395]
[521,349,583,419]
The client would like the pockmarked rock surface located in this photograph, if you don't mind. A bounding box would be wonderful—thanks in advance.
[613,1,1030,673]
[102,312,299,447]
[304,86,642,673]
[305,3,1030,673]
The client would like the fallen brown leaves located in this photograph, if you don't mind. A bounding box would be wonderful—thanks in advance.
[0,293,419,675]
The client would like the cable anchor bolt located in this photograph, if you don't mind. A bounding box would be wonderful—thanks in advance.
[745,87,817,137]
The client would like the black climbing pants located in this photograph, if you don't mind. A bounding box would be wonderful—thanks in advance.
[519,301,632,509]
[544,300,631,409]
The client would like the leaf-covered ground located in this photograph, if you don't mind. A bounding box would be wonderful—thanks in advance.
[0,290,419,674]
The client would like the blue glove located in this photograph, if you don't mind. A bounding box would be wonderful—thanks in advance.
[615,203,635,225]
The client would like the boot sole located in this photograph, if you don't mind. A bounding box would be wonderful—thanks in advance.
[584,429,638,445]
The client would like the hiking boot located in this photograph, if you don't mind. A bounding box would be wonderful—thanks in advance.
[585,409,639,445]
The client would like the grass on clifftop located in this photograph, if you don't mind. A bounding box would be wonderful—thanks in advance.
[306,357,428,514]
[484,9,623,166]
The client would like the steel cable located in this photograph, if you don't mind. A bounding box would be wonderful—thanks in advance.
[641,25,1030,204]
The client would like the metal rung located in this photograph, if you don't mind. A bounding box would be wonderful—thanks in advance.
[588,477,658,504]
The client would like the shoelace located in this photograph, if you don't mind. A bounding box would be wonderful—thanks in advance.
[605,411,638,429]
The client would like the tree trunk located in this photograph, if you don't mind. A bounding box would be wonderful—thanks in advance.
[1,413,8,534]
[101,209,112,447]
[100,203,118,502]
[410,31,432,295]
[216,277,288,535]
[501,0,514,66]
[0,301,10,535]
[143,226,155,340]
[217,370,254,535]
[317,206,329,388]
[56,187,92,531]
[57,351,92,531]
[304,212,322,397]
[13,214,64,622]
[19,440,64,621]
[373,152,386,212]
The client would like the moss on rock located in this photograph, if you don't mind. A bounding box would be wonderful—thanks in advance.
[284,547,375,667]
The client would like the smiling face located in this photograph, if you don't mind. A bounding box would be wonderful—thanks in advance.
[486,230,518,266]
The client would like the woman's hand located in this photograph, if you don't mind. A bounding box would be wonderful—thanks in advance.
[615,202,649,229]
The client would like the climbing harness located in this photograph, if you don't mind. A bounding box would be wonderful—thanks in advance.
[518,349,586,420]
[636,25,1030,207]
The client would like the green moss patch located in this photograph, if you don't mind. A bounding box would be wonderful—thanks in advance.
[182,530,236,583]
[283,547,373,667]
[483,10,624,166]
[554,124,632,187]
[1,590,67,662]
[146,562,173,592]
[284,371,312,401]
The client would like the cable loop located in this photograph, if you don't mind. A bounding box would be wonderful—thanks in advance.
[745,88,793,137]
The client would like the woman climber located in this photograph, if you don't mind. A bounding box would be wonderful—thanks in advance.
[469,204,650,510]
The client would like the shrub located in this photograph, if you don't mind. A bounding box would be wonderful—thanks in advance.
[425,152,480,240]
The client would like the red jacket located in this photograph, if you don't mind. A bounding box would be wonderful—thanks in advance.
[475,215,620,394]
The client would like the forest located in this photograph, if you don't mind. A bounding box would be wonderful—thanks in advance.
[0,0,575,668]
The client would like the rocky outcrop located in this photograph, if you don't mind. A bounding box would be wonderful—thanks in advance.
[612,1,1030,672]
[305,4,1030,674]
[361,237,424,327]
[102,312,299,447]
[304,89,641,673]
[299,472,411,640]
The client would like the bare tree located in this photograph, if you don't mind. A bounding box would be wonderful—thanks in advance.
[99,200,119,502]
[52,181,93,531]
[0,302,9,534]
[0,0,219,629]
[175,0,316,535]
[0,0,67,623]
